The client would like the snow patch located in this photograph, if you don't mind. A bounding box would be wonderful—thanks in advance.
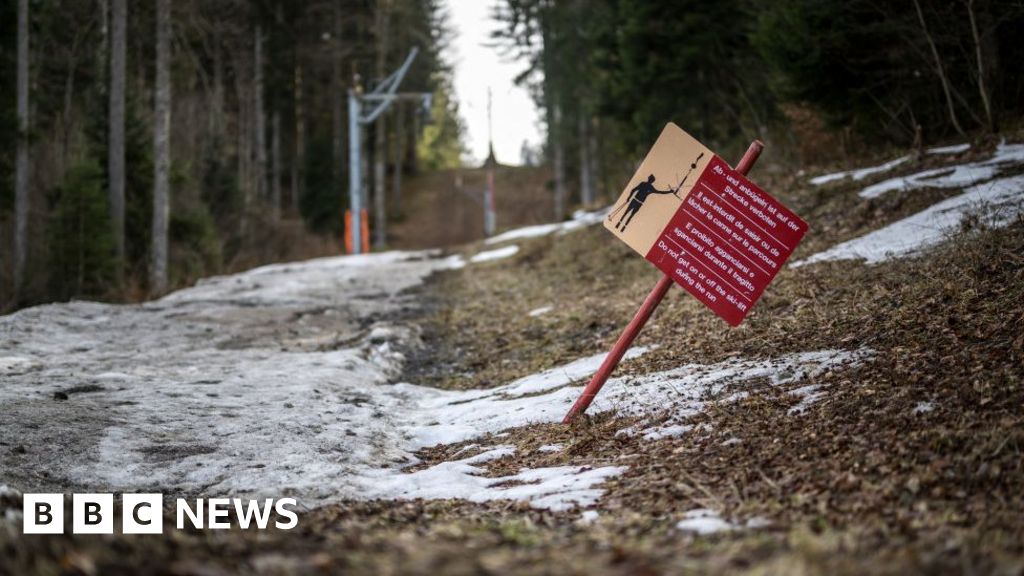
[0,356,40,376]
[913,401,934,414]
[470,245,520,263]
[641,424,693,440]
[859,141,1024,199]
[485,209,608,245]
[676,509,768,535]
[809,156,910,186]
[359,446,624,512]
[396,348,871,452]
[787,384,826,415]
[537,444,563,453]
[528,306,554,317]
[794,173,1024,266]
[928,143,970,155]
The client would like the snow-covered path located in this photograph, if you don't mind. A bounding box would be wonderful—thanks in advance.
[0,252,462,502]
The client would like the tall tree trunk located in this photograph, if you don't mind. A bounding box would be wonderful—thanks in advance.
[589,116,603,201]
[966,0,994,132]
[372,0,390,249]
[150,0,171,295]
[292,60,304,213]
[406,110,419,175]
[14,0,30,300]
[210,39,224,143]
[332,0,344,202]
[552,103,566,220]
[235,48,250,235]
[271,109,281,221]
[913,0,966,137]
[253,25,267,203]
[391,103,404,219]
[578,110,594,206]
[109,0,126,282]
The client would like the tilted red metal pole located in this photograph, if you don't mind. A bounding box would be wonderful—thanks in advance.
[563,140,765,423]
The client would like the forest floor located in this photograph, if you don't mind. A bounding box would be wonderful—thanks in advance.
[2,136,1024,575]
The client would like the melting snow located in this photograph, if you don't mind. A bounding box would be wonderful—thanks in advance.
[470,245,520,263]
[928,143,970,155]
[794,173,1024,266]
[809,156,910,186]
[676,509,769,535]
[537,444,563,453]
[641,424,693,440]
[859,141,1024,199]
[357,446,625,512]
[485,209,608,245]
[1,247,872,513]
[913,401,935,414]
[528,306,554,317]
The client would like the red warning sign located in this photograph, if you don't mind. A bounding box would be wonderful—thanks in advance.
[646,155,807,325]
[605,123,808,326]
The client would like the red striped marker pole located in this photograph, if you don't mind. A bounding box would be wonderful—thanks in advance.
[563,140,765,424]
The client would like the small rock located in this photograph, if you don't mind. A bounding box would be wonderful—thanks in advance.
[53,391,69,401]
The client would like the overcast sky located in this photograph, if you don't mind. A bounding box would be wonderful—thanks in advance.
[445,0,543,166]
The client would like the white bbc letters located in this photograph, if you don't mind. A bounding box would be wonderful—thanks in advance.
[72,493,114,534]
[122,494,164,534]
[22,493,64,534]
[21,493,298,534]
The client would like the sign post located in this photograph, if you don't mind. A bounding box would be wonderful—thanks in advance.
[563,123,808,423]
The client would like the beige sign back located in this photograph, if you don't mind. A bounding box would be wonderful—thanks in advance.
[604,123,713,256]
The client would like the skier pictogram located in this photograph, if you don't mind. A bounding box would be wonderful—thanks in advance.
[608,152,705,232]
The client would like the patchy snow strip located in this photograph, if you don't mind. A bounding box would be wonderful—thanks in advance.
[357,446,625,512]
[393,348,872,451]
[528,305,554,317]
[470,245,520,263]
[794,173,1024,266]
[484,209,609,245]
[809,156,910,186]
[787,384,826,415]
[537,444,563,453]
[676,509,769,535]
[676,509,736,535]
[859,141,1024,199]
[641,424,692,440]
[913,401,935,414]
[498,347,650,397]
[928,143,970,155]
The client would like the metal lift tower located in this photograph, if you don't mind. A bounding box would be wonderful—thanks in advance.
[347,47,432,254]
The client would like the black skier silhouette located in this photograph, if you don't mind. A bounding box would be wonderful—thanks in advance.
[614,174,676,232]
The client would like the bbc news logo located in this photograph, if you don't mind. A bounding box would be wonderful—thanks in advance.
[22,494,298,534]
